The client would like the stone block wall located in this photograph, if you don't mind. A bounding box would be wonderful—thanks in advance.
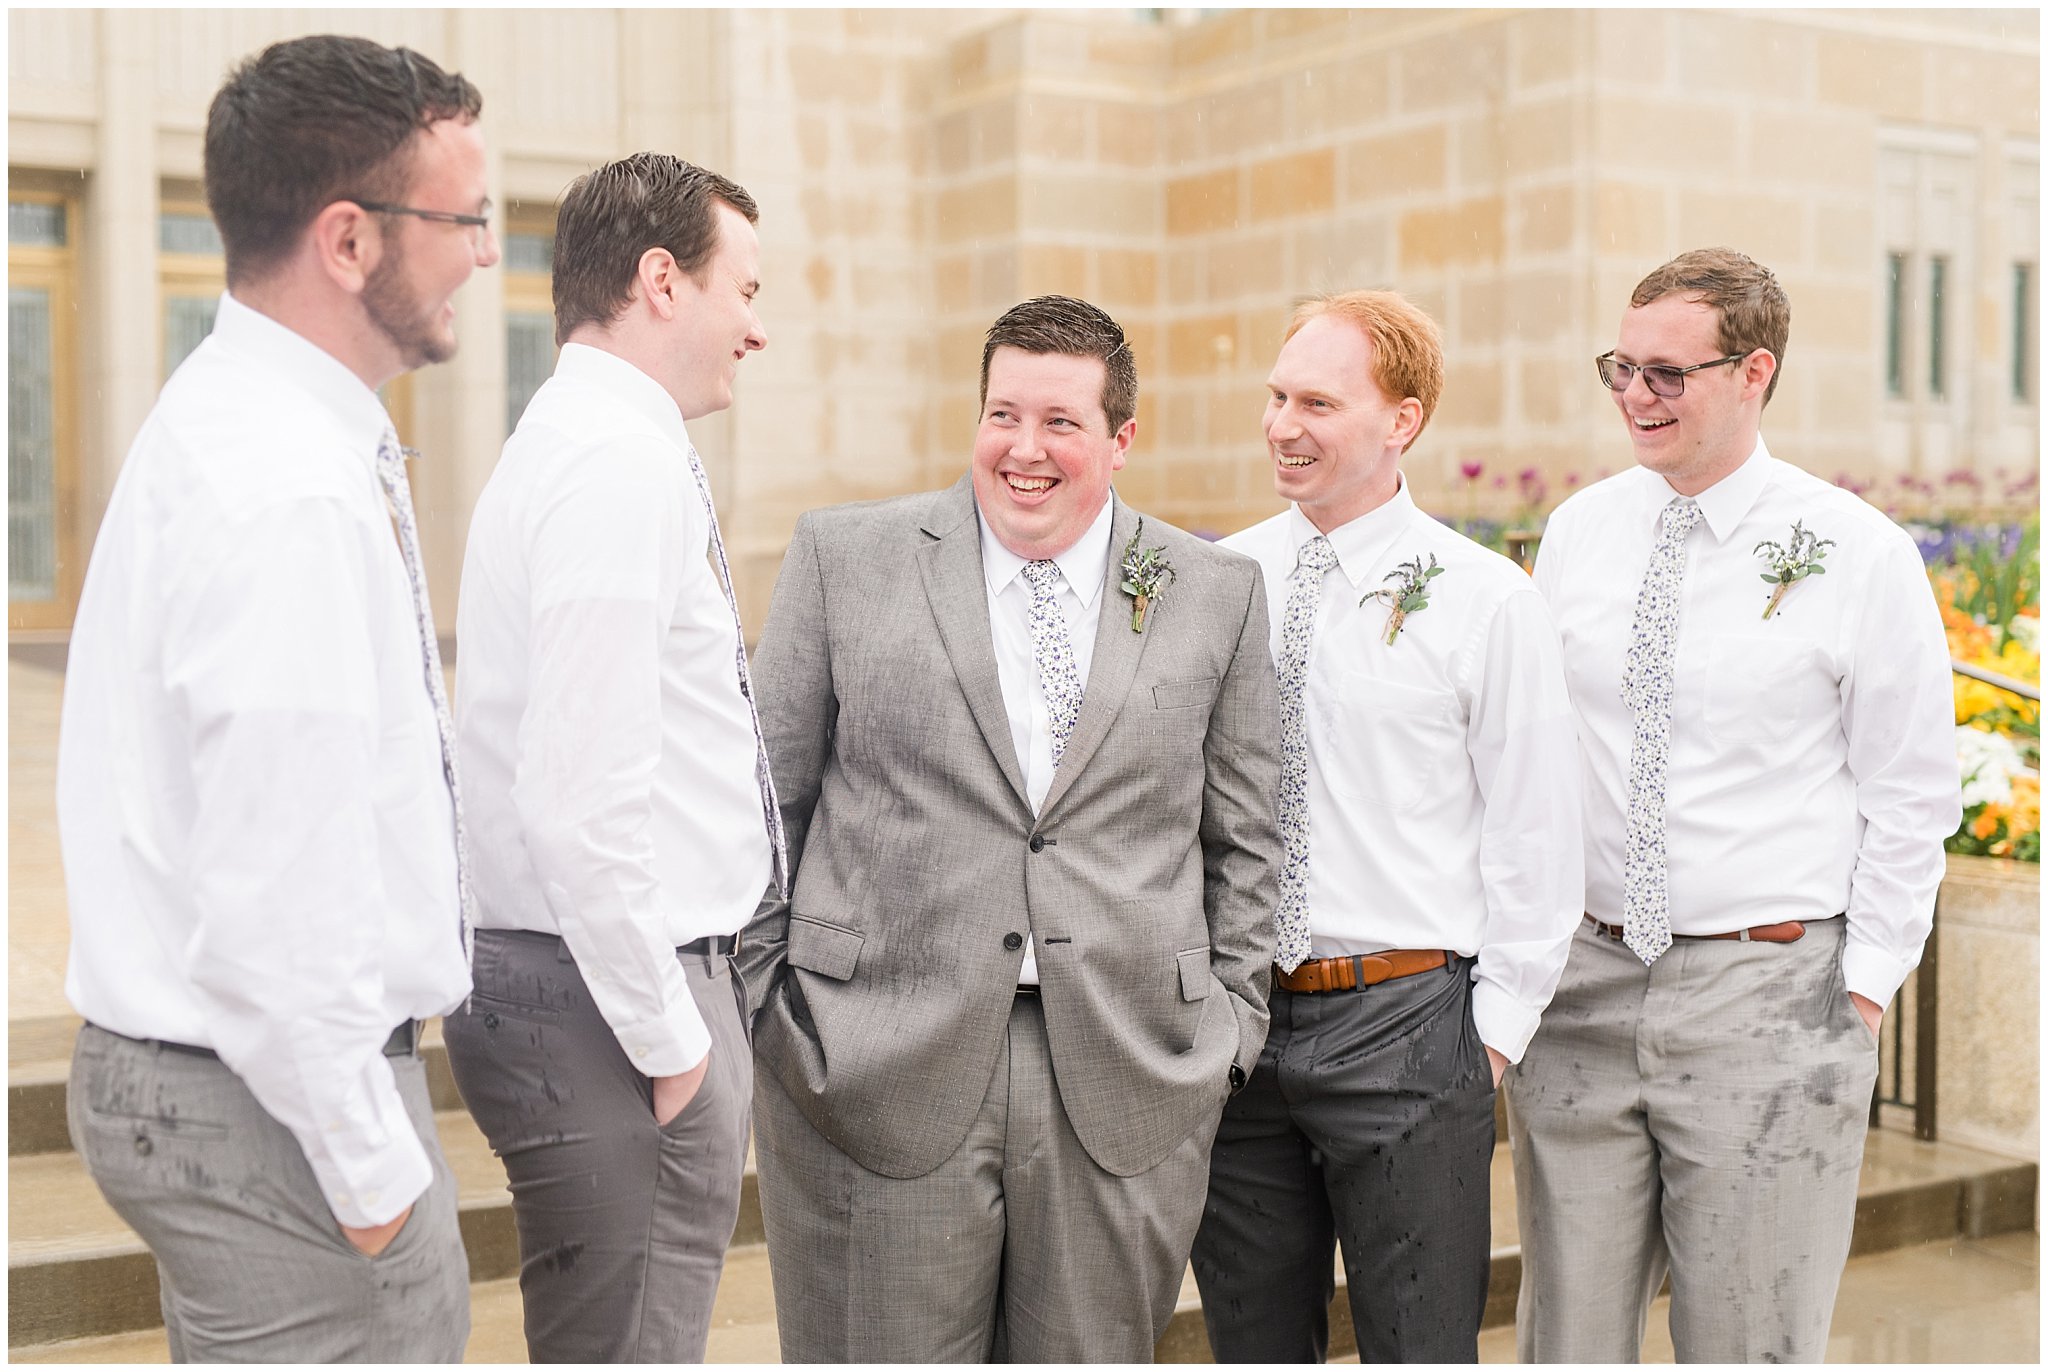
[8,8,2037,636]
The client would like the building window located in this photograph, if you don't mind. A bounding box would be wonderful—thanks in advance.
[159,198,226,381]
[2015,262,2035,404]
[8,190,77,628]
[158,210,223,256]
[10,284,58,601]
[9,200,65,247]
[504,226,557,437]
[1885,253,1908,400]
[1927,255,1948,401]
[505,230,554,275]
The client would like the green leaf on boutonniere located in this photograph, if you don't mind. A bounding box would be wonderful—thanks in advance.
[1753,519,1835,620]
[1119,519,1175,632]
[1365,551,1442,646]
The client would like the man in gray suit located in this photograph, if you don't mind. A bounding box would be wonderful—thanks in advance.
[740,295,1283,1362]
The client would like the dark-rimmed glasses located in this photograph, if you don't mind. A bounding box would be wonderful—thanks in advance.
[1596,351,1748,398]
[354,201,493,245]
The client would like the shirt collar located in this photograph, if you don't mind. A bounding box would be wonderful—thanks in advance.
[1283,476,1418,591]
[978,493,1116,609]
[552,342,694,453]
[1633,434,1774,543]
[1687,435,1775,542]
[210,292,392,465]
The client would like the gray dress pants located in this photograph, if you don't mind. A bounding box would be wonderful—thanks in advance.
[1191,955,1495,1363]
[1504,916,1879,1362]
[443,928,752,1363]
[754,992,1224,1363]
[68,1023,469,1363]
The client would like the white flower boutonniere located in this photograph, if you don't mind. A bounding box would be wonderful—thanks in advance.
[1119,518,1175,633]
[1754,520,1834,620]
[1363,552,1443,646]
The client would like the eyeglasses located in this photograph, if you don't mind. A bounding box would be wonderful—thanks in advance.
[353,201,493,245]
[1596,351,1749,398]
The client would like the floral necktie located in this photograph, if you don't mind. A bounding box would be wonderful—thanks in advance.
[1020,559,1084,768]
[1620,495,1703,965]
[373,431,471,962]
[1274,534,1341,974]
[684,446,791,902]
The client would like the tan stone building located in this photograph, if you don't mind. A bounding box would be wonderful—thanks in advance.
[8,8,2038,638]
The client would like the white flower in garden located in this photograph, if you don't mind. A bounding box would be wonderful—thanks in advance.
[1956,725,2022,808]
[2008,615,2040,653]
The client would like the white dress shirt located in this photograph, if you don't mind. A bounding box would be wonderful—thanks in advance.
[58,292,469,1229]
[977,495,1116,985]
[1536,438,1962,1006]
[1224,482,1585,1061]
[456,343,771,1078]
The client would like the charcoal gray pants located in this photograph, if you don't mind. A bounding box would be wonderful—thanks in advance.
[443,928,751,1363]
[1191,955,1496,1363]
[68,1023,469,1362]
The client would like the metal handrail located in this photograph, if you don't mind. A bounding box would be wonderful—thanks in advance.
[1952,659,2041,701]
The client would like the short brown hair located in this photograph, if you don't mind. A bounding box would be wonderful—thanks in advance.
[205,36,481,288]
[980,295,1138,433]
[550,153,759,345]
[1630,247,1791,405]
[1284,290,1445,451]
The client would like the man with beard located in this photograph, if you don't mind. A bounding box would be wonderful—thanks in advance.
[57,34,497,1361]
[444,154,773,1362]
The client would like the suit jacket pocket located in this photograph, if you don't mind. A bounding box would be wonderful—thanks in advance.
[1177,947,1212,1001]
[788,914,864,981]
[1153,677,1221,711]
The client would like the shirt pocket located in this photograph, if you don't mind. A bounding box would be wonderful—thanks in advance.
[1701,633,1835,747]
[1316,672,1455,813]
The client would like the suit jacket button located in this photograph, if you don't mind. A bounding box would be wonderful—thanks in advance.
[1028,835,1045,853]
[1004,932,1024,951]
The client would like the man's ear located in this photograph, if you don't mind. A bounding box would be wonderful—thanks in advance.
[1742,348,1777,403]
[639,247,681,322]
[1390,396,1425,451]
[308,201,382,296]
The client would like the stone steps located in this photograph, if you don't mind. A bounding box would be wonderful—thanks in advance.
[10,1126,2033,1362]
[10,1014,2037,1361]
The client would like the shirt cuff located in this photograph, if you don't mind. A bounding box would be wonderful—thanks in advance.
[304,1088,434,1229]
[609,986,713,1079]
[1840,938,1917,1009]
[1470,977,1542,1065]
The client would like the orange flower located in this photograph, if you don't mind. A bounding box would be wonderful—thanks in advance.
[1971,810,2002,840]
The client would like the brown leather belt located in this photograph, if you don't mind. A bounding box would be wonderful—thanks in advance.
[1583,913,1808,945]
[1274,949,1448,994]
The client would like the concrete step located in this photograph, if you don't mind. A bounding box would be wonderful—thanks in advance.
[9,1017,469,1157]
[14,1210,2038,1365]
[9,1104,2032,1358]
[6,1105,765,1347]
[11,1245,785,1364]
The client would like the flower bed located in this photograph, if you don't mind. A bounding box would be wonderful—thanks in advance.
[1935,521,2040,862]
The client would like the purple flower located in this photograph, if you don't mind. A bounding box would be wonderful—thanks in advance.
[1459,461,1484,482]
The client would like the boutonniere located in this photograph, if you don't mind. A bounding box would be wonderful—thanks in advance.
[1364,552,1443,646]
[1119,518,1175,633]
[1753,520,1834,620]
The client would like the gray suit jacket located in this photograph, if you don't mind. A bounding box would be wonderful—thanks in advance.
[739,477,1282,1180]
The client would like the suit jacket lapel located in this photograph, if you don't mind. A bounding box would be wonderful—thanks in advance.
[1039,495,1150,819]
[915,477,1032,812]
